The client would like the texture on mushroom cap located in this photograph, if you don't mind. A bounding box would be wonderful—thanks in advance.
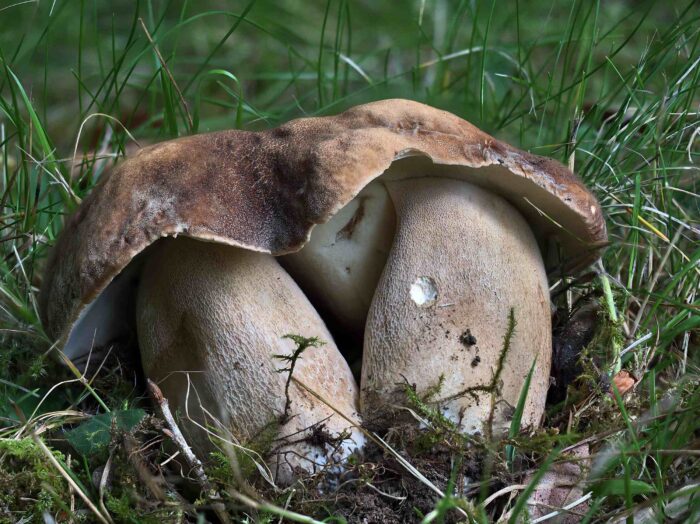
[39,99,607,352]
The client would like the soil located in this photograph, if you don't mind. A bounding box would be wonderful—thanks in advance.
[297,439,486,524]
[548,302,599,404]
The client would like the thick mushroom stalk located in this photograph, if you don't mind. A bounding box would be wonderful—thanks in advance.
[360,177,551,434]
[136,237,364,483]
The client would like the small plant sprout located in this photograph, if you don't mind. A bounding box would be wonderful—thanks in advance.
[276,335,326,421]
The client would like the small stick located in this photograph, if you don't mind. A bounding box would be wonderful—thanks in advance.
[147,379,209,486]
[292,377,472,520]
[146,379,231,523]
[67,454,75,523]
[98,452,114,520]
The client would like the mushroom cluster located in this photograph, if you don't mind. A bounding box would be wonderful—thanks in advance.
[39,99,606,483]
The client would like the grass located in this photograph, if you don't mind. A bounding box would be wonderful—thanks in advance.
[1,0,699,522]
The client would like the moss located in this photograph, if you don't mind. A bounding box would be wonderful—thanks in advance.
[276,334,326,422]
[399,309,519,451]
[402,378,472,453]
[105,492,185,524]
[207,419,280,486]
[207,450,238,485]
[558,307,630,434]
[104,493,135,522]
[0,439,66,522]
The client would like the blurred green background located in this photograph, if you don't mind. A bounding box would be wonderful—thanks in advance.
[1,0,694,149]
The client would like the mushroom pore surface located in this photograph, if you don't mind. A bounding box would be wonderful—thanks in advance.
[284,176,551,434]
[136,237,364,483]
[279,182,396,342]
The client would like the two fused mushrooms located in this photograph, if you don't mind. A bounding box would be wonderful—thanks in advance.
[40,99,606,482]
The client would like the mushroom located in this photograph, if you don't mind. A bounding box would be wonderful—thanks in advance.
[136,237,364,482]
[40,99,606,479]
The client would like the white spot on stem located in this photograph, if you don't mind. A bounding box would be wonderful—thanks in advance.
[410,276,438,307]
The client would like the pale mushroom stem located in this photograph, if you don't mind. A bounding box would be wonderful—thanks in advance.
[136,237,364,484]
[362,177,551,435]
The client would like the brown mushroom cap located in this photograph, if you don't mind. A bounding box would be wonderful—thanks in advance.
[39,98,606,348]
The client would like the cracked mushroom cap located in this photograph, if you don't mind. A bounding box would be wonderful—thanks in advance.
[39,98,607,355]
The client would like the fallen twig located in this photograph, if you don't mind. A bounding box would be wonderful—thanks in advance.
[147,379,230,523]
[98,452,114,520]
[147,379,209,486]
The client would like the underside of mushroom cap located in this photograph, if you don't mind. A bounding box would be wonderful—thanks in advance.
[39,98,607,349]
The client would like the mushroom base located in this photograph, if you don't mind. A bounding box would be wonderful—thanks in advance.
[362,178,552,436]
[135,237,364,484]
